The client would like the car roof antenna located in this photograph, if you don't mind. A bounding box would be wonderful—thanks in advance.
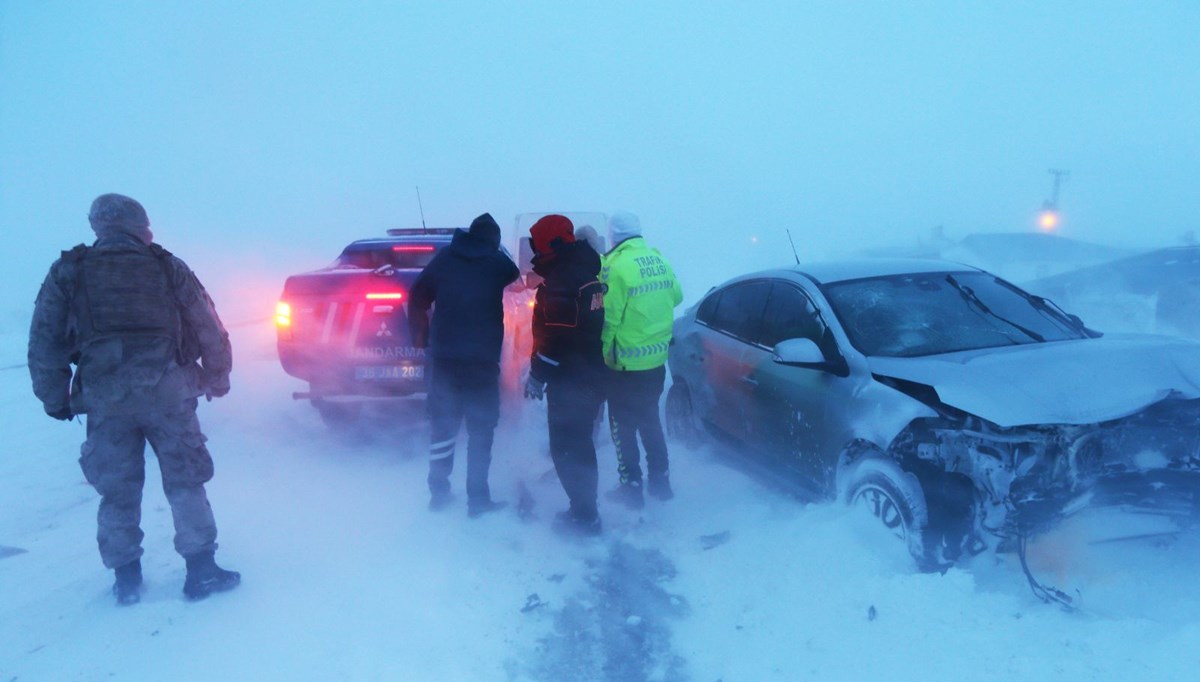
[786,229,800,265]
[416,186,428,233]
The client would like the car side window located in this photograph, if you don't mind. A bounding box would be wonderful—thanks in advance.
[760,281,825,348]
[696,290,721,325]
[706,281,770,343]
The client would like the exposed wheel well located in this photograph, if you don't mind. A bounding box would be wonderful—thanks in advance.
[838,438,988,569]
[665,378,703,447]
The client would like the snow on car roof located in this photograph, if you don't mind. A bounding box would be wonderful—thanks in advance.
[793,258,983,285]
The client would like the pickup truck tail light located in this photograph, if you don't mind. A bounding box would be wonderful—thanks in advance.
[275,301,293,341]
[366,292,405,300]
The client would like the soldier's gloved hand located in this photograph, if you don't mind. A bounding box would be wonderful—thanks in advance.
[45,404,73,421]
[205,375,231,401]
[524,376,546,401]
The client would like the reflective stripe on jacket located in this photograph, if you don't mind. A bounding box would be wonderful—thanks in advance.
[600,237,682,371]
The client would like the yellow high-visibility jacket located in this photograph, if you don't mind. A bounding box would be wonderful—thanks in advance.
[599,237,683,371]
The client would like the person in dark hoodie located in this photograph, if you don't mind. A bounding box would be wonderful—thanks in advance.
[409,213,520,517]
[524,215,607,535]
[28,193,239,605]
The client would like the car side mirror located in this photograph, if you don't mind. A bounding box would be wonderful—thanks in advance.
[773,337,849,376]
[773,338,824,364]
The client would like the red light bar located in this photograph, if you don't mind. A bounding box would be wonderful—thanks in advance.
[366,292,405,300]
[392,245,435,252]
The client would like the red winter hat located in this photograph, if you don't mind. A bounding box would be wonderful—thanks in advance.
[530,214,575,255]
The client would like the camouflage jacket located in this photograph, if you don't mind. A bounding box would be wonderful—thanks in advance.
[28,235,232,415]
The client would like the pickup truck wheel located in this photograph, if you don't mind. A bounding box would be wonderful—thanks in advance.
[312,399,363,428]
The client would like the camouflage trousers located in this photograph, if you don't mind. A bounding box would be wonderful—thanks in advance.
[79,398,218,569]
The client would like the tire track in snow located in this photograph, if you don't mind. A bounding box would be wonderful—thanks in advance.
[518,540,691,682]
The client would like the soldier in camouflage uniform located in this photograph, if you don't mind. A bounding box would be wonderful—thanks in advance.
[28,193,240,605]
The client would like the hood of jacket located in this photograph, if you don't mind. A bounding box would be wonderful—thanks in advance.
[448,227,499,260]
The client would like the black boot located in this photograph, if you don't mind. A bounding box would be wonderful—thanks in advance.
[183,551,241,601]
[604,480,644,510]
[467,498,508,518]
[428,488,454,512]
[113,559,143,606]
[553,509,602,537]
[648,473,674,501]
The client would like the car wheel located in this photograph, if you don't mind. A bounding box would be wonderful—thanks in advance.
[843,458,935,569]
[665,380,703,447]
[312,398,363,428]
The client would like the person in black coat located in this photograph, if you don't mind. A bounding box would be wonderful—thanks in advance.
[524,215,607,535]
[409,213,519,517]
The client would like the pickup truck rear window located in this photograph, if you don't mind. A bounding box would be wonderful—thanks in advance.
[337,244,443,270]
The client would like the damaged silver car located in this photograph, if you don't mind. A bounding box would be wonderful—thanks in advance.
[667,260,1200,577]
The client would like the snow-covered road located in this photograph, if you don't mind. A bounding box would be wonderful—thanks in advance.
[4,324,1200,681]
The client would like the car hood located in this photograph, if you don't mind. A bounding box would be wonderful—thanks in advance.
[867,334,1200,427]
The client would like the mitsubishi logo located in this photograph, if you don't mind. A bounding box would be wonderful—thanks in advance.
[376,321,393,337]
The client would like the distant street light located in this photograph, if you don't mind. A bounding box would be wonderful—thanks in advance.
[1039,208,1060,231]
[1038,169,1069,232]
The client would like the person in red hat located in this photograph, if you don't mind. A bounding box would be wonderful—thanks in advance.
[525,215,608,535]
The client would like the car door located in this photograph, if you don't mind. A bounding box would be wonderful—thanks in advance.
[693,280,771,443]
[746,280,849,489]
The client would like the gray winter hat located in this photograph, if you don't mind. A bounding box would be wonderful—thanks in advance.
[607,211,642,248]
[574,224,606,254]
[88,193,153,244]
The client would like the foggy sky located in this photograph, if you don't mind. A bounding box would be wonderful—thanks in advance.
[1,1,1197,316]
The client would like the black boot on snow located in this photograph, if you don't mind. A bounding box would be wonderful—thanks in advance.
[183,552,241,601]
[553,510,602,537]
[648,474,674,501]
[467,499,508,519]
[113,559,143,606]
[604,480,644,510]
[428,488,455,512]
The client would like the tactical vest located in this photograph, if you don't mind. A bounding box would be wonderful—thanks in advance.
[64,242,181,351]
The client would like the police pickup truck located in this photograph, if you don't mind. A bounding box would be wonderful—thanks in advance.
[275,228,474,425]
[276,215,603,426]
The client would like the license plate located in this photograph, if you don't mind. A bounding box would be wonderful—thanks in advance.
[355,364,424,380]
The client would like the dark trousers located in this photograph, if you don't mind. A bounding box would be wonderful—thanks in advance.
[547,374,605,520]
[80,398,218,569]
[427,359,501,502]
[607,365,669,485]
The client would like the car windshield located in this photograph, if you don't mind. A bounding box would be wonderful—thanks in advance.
[336,243,443,270]
[822,271,1089,357]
